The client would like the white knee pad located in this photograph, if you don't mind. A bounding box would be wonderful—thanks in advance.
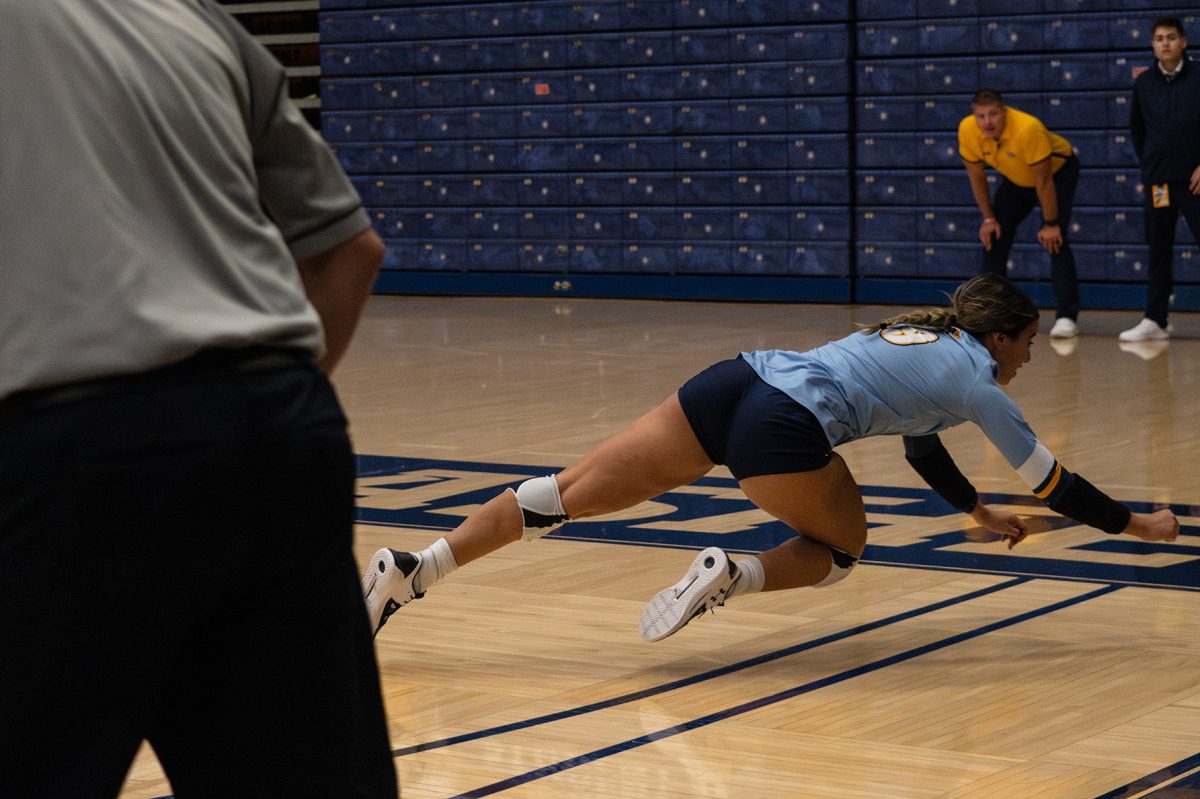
[509,475,569,541]
[813,544,859,587]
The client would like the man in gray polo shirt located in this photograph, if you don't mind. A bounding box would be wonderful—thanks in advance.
[0,1,396,796]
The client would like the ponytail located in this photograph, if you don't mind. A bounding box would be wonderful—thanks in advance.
[861,274,1037,339]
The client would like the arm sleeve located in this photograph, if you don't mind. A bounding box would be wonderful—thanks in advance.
[903,434,979,514]
[1031,464,1131,535]
[969,384,1130,534]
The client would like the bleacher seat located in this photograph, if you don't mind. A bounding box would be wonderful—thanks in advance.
[322,0,1193,292]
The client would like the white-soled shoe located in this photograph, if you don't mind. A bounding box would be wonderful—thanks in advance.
[1048,317,1079,338]
[362,548,423,637]
[1118,318,1170,342]
[640,547,738,642]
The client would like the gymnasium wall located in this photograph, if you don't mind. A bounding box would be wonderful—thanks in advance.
[318,0,1199,309]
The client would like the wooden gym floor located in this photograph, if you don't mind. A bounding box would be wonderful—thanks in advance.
[120,294,1199,799]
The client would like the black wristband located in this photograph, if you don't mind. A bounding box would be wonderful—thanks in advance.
[1042,218,1059,227]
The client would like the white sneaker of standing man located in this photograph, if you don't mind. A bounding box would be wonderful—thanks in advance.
[1048,317,1079,338]
[1118,318,1171,342]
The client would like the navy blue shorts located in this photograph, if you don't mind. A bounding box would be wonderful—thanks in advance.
[677,356,833,480]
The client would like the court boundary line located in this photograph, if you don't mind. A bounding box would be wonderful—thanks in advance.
[391,575,1028,757]
[448,584,1122,798]
[357,524,1200,594]
[1093,751,1200,798]
[551,533,1200,593]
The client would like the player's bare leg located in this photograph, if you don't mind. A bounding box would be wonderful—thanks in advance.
[365,393,713,635]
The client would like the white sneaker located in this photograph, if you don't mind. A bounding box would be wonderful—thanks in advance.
[640,547,739,642]
[1118,318,1170,342]
[1048,317,1078,338]
[362,548,423,637]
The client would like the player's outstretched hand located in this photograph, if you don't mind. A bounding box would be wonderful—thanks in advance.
[1123,509,1179,542]
[972,503,1029,549]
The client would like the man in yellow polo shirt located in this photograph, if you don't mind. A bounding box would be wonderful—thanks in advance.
[959,89,1082,338]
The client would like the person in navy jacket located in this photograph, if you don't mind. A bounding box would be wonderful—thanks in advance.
[1121,16,1200,342]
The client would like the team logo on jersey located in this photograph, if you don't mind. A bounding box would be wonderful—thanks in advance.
[880,326,939,345]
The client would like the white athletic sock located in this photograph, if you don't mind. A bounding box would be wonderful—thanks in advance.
[413,537,458,595]
[727,554,765,600]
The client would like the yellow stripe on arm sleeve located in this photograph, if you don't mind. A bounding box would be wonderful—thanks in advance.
[1034,463,1064,500]
[1015,441,1130,534]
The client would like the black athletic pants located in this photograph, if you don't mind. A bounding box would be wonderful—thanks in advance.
[0,351,397,798]
[981,154,1081,321]
[1142,181,1200,327]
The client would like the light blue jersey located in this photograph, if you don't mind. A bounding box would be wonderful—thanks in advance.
[741,326,1058,493]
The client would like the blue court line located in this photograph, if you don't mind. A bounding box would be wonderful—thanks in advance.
[1094,751,1200,798]
[551,532,1200,594]
[859,560,1200,594]
[448,583,1121,799]
[392,576,1027,758]
[366,519,1200,594]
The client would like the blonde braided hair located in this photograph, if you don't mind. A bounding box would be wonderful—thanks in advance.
[861,274,1038,338]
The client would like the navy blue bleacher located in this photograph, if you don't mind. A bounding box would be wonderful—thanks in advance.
[320,0,1198,307]
[321,0,854,299]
